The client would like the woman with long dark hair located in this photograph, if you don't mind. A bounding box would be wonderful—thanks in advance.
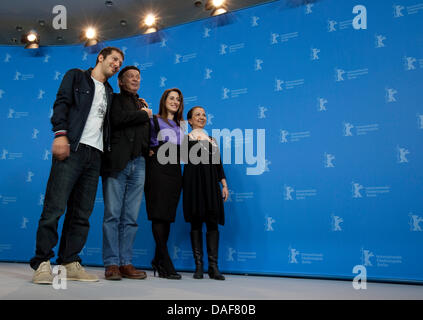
[144,88,184,279]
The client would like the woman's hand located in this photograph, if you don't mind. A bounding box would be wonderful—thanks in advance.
[149,149,155,157]
[138,98,149,108]
[142,107,153,118]
[139,98,152,118]
[222,185,229,202]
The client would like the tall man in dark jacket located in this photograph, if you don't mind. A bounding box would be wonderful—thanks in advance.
[30,47,124,284]
[101,66,152,280]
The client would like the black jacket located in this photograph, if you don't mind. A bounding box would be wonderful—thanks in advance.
[101,90,151,177]
[51,68,113,152]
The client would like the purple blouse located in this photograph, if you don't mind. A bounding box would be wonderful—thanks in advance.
[149,117,184,147]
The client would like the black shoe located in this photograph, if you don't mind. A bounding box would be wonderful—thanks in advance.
[190,230,204,279]
[151,259,159,277]
[152,259,181,280]
[206,230,225,280]
[164,272,182,280]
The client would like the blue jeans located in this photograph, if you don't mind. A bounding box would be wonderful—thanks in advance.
[30,144,102,270]
[102,156,146,267]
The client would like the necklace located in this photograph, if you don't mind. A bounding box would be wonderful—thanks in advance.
[189,134,219,155]
[189,132,208,141]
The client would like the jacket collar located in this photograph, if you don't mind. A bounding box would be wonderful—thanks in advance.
[120,89,139,99]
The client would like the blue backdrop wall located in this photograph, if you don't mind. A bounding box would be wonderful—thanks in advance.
[0,0,422,283]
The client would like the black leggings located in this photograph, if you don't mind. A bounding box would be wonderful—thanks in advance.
[191,221,218,233]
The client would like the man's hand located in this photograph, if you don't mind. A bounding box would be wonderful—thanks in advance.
[52,136,70,161]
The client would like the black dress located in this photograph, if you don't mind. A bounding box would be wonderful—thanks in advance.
[183,137,226,226]
[144,116,182,222]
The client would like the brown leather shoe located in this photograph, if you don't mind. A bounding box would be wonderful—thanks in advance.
[105,265,122,280]
[119,264,147,279]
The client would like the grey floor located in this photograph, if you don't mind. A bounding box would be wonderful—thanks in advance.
[1,262,422,300]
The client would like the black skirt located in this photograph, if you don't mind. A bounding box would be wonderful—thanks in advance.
[145,153,182,222]
[182,139,225,226]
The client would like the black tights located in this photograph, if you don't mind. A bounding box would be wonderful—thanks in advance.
[191,221,218,233]
[151,220,174,271]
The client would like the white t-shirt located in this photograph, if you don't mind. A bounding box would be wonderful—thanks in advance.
[79,77,108,152]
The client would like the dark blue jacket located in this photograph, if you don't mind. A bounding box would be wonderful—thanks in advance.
[51,68,113,152]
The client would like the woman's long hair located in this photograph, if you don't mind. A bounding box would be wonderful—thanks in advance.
[158,88,184,127]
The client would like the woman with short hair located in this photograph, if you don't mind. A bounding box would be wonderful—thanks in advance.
[183,106,228,280]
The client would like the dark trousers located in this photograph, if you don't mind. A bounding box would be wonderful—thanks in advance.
[30,144,101,270]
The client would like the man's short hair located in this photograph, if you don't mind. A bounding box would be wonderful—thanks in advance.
[96,46,124,65]
[118,65,140,80]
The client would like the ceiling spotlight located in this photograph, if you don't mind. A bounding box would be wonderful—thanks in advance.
[205,0,226,9]
[85,27,96,39]
[144,14,156,27]
[21,30,39,49]
[211,7,227,16]
[120,20,127,27]
[205,0,228,16]
[142,14,159,34]
[105,1,113,7]
[27,33,37,42]
[194,0,203,7]
[212,0,225,6]
[81,27,99,47]
[144,27,156,34]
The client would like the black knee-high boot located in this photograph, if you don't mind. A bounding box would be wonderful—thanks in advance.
[190,230,204,279]
[206,230,225,280]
